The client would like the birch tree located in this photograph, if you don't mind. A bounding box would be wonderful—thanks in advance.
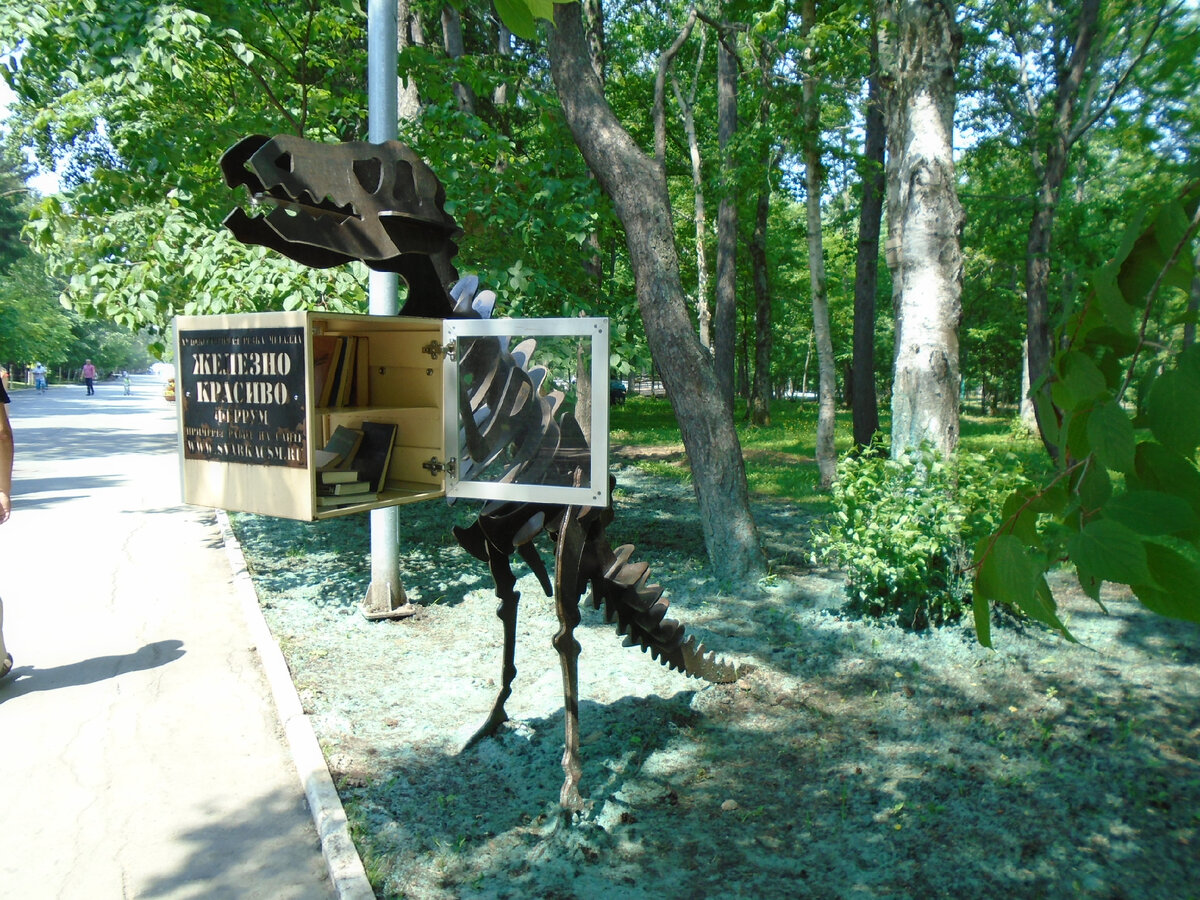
[879,0,965,459]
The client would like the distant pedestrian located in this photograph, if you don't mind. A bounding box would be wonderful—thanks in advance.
[32,362,47,393]
[82,359,97,396]
[0,378,13,678]
[122,371,131,395]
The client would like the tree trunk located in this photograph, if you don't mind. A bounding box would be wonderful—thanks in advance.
[441,4,477,114]
[575,0,606,428]
[494,21,512,109]
[548,2,766,584]
[714,32,738,414]
[576,331,593,440]
[879,0,964,460]
[670,27,712,352]
[1024,0,1099,456]
[1019,338,1038,430]
[1186,248,1200,347]
[397,0,422,123]
[748,172,773,427]
[802,0,837,488]
[747,46,773,428]
[851,11,885,450]
[583,0,605,79]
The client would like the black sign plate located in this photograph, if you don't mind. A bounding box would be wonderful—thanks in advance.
[179,326,307,467]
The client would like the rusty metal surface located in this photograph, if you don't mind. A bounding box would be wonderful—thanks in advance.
[221,134,462,318]
[221,135,739,812]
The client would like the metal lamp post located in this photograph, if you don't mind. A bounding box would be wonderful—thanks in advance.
[361,0,413,619]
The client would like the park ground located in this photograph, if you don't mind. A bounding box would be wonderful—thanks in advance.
[230,446,1199,900]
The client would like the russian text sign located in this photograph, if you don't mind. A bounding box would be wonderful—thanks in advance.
[179,326,307,467]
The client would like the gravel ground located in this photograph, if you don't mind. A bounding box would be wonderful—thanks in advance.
[230,460,1200,900]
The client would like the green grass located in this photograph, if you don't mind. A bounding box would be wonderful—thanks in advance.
[608,396,1048,515]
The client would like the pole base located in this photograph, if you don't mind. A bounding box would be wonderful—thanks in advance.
[360,580,415,620]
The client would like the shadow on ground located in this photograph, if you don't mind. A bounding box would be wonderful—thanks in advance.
[231,459,1200,900]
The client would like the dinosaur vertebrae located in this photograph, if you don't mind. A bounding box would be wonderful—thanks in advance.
[590,536,738,683]
[450,278,737,685]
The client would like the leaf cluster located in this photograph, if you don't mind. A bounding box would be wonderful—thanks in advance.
[973,179,1200,645]
[814,442,1029,631]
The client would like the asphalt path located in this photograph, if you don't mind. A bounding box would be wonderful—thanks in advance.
[0,376,336,899]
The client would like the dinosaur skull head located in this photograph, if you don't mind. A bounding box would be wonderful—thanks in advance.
[221,134,463,314]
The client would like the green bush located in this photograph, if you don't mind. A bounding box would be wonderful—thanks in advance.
[813,444,1028,629]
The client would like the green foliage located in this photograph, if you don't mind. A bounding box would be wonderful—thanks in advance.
[3,0,626,338]
[814,444,1029,630]
[0,254,75,365]
[491,0,571,40]
[1,0,374,332]
[956,0,1200,409]
[0,138,34,274]
[69,318,160,375]
[973,180,1200,646]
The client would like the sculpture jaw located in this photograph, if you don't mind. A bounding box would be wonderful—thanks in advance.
[220,134,463,315]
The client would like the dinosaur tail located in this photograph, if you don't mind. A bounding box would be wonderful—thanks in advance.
[587,540,739,684]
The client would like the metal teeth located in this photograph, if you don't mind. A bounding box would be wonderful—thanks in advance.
[591,543,738,685]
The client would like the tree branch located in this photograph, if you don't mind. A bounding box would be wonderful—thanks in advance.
[1070,3,1177,143]
[655,8,698,167]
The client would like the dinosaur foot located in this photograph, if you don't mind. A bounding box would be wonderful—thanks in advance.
[537,798,596,837]
[461,708,510,751]
[559,781,586,822]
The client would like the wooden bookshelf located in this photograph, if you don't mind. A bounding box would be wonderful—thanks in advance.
[175,310,447,521]
[174,310,611,521]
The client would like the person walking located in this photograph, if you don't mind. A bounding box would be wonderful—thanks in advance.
[0,379,13,678]
[122,371,131,395]
[32,362,47,393]
[82,359,97,396]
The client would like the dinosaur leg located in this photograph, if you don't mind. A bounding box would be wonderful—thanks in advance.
[463,545,521,750]
[552,506,587,815]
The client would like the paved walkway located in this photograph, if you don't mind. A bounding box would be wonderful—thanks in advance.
[0,377,359,899]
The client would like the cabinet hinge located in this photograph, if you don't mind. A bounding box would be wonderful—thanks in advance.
[422,456,456,477]
[422,339,456,361]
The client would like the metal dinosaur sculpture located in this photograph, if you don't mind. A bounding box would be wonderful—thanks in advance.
[221,134,740,813]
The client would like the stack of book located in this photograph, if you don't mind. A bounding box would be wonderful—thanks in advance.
[314,422,398,508]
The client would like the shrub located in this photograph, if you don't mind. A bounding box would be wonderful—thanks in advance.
[812,443,1028,629]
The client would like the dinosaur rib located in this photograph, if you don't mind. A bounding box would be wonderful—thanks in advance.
[449,302,741,693]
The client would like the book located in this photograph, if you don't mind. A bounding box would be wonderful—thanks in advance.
[352,421,398,493]
[312,335,339,408]
[313,448,341,470]
[316,337,347,408]
[319,425,364,470]
[349,336,370,407]
[318,479,374,496]
[317,491,379,507]
[320,468,363,485]
[334,336,357,407]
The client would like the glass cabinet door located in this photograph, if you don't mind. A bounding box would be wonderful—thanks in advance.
[442,317,609,507]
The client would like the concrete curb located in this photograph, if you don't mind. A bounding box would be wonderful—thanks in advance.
[216,510,376,900]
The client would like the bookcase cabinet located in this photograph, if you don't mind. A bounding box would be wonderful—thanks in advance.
[174,310,608,521]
